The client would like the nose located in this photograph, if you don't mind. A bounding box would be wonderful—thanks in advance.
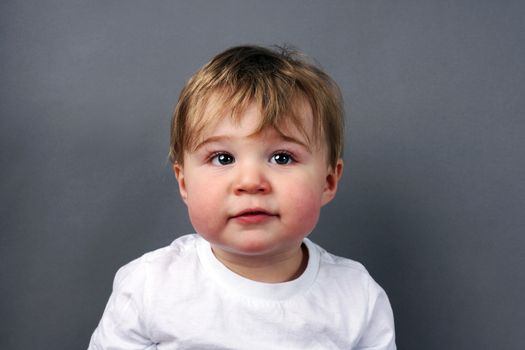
[233,162,271,195]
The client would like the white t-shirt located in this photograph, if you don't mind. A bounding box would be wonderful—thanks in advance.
[88,234,396,349]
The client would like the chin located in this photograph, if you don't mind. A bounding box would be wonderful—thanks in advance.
[218,236,282,257]
[227,240,275,256]
[236,236,306,257]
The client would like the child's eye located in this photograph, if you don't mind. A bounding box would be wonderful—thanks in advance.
[270,152,294,165]
[210,152,235,165]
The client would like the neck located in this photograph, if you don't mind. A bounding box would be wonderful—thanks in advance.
[211,244,309,283]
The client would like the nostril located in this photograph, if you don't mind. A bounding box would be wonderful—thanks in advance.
[233,167,271,194]
[234,181,270,194]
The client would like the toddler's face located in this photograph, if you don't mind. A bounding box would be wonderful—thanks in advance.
[174,99,342,263]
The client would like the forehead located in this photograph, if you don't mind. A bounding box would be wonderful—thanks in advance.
[190,93,317,148]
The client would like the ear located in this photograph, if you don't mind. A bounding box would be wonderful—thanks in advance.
[321,159,343,206]
[173,163,188,205]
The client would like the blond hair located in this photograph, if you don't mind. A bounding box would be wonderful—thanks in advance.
[169,45,344,169]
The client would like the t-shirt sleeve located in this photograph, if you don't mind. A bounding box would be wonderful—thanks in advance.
[87,259,154,350]
[354,276,397,350]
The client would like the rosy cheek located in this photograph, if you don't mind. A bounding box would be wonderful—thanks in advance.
[186,187,223,237]
[284,183,323,235]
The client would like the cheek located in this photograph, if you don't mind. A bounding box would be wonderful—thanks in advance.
[185,180,224,236]
[280,179,324,235]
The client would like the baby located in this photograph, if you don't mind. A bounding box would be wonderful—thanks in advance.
[88,45,396,349]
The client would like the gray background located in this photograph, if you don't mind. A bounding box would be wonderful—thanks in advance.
[1,1,524,349]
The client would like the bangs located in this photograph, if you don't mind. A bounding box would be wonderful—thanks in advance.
[185,86,319,153]
[170,45,343,168]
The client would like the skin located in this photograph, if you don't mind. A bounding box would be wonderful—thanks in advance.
[174,100,343,283]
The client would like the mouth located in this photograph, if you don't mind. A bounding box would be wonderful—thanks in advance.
[230,208,277,224]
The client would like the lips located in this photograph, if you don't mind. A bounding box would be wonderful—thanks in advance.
[230,208,277,224]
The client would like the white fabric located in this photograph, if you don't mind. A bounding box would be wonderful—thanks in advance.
[88,234,396,350]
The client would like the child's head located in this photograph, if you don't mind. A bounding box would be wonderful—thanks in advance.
[170,45,345,278]
[169,45,344,171]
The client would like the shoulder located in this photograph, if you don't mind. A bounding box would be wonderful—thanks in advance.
[88,235,201,348]
[310,240,373,284]
[113,234,200,289]
[308,239,389,306]
[308,240,396,348]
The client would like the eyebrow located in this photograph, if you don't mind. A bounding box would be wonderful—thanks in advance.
[193,135,232,151]
[193,133,311,152]
[278,134,311,151]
